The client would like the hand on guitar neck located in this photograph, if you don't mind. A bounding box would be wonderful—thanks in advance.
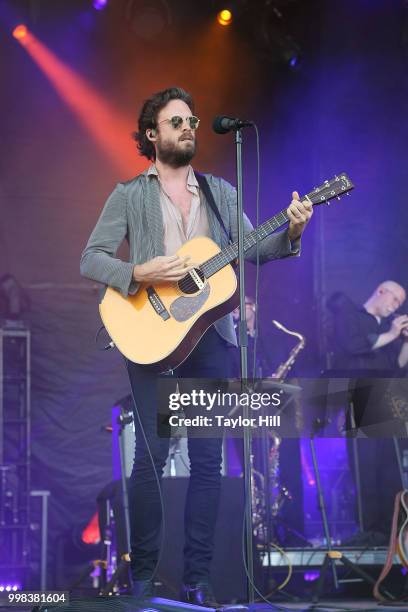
[133,254,195,283]
[287,190,313,242]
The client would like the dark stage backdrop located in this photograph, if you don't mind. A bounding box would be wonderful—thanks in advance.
[26,286,129,585]
[1,0,407,588]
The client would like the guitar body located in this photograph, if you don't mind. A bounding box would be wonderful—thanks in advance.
[374,489,408,601]
[397,490,408,568]
[98,173,354,372]
[99,236,238,371]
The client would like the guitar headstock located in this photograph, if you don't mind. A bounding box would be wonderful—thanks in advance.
[305,173,354,206]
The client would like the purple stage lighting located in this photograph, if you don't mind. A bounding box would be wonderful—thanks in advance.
[93,0,107,10]
[304,571,320,582]
[289,56,299,68]
[0,585,21,592]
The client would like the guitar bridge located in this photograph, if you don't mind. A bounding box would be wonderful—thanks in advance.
[188,268,205,291]
[146,287,170,321]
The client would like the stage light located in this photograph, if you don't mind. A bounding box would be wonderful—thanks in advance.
[12,24,27,40]
[289,56,299,69]
[0,585,21,592]
[13,31,146,176]
[304,571,320,582]
[217,9,233,26]
[93,0,108,9]
[82,511,101,545]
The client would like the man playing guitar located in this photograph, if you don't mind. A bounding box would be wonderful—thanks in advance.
[80,86,312,604]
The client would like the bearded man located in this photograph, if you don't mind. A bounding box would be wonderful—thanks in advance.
[80,87,312,603]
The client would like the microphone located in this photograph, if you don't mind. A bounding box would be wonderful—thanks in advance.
[212,115,254,134]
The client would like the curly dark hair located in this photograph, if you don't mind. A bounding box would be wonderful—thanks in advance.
[132,86,194,161]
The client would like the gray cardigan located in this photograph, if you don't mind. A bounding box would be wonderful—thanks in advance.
[80,169,299,346]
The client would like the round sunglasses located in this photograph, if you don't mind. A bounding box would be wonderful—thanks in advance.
[156,115,200,130]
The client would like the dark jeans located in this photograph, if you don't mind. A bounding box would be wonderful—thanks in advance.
[126,326,235,584]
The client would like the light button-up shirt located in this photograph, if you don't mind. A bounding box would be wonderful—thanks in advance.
[147,164,210,256]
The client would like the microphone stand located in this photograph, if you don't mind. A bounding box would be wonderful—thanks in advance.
[232,127,280,611]
[234,127,255,605]
[215,119,282,611]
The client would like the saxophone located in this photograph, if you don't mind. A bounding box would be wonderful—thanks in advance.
[269,321,305,516]
[271,320,306,381]
[252,321,305,543]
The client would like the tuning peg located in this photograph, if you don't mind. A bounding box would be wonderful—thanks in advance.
[346,192,351,196]
[337,196,341,200]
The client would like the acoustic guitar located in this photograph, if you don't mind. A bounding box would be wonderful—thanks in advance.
[100,173,354,371]
[373,489,408,601]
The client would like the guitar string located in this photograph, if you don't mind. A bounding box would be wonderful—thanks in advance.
[178,207,302,292]
[201,182,352,275]
[178,206,306,291]
[200,192,332,278]
[177,206,293,290]
[178,210,290,292]
[177,185,350,292]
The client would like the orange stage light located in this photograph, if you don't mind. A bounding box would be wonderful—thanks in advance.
[217,9,233,27]
[82,511,101,545]
[12,24,28,40]
[13,31,146,177]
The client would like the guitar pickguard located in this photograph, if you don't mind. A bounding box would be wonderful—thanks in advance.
[170,284,210,322]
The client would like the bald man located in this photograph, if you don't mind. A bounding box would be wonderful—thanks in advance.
[329,281,408,372]
[328,282,408,542]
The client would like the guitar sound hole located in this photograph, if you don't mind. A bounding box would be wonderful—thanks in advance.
[178,267,205,295]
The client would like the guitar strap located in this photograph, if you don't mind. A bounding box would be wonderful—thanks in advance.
[373,489,407,601]
[195,172,232,244]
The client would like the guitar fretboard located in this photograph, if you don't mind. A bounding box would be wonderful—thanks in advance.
[199,173,354,278]
[201,208,290,278]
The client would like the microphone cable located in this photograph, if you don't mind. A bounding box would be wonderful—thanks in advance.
[93,324,168,588]
[241,506,291,611]
[239,122,290,611]
[251,123,261,382]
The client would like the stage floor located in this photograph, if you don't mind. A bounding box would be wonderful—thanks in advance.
[5,598,408,612]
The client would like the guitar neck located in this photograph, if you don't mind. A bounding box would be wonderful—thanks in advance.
[200,205,292,279]
[200,172,354,279]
